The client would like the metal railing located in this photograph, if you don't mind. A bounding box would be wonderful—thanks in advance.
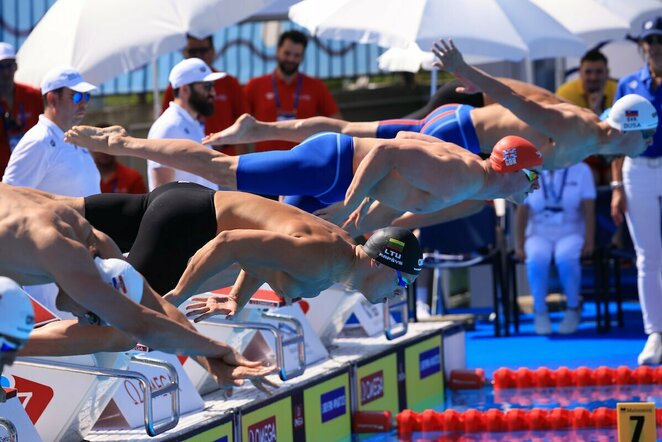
[14,356,180,437]
[202,310,306,381]
[0,417,17,442]
[383,297,409,340]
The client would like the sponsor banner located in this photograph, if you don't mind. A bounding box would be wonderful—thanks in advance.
[356,353,398,416]
[184,419,232,441]
[0,393,43,442]
[404,336,444,411]
[242,397,292,442]
[303,372,351,441]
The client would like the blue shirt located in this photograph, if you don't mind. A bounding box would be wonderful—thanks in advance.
[614,65,662,158]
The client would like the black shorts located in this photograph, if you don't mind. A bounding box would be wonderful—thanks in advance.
[84,182,217,294]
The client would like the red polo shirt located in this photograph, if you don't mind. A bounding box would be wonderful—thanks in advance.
[244,71,340,152]
[161,74,248,156]
[100,162,147,194]
[0,82,43,177]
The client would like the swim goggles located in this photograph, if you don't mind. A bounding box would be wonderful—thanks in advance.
[396,270,415,288]
[521,168,540,183]
[0,335,20,353]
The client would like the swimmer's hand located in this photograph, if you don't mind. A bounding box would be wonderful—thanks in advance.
[207,349,278,396]
[185,295,239,322]
[432,38,466,74]
[314,201,352,226]
[202,114,258,146]
[341,197,373,234]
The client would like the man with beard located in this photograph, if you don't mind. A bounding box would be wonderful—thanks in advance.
[148,58,225,190]
[160,35,248,156]
[244,30,341,154]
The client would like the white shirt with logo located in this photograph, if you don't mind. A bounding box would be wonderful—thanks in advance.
[2,115,101,196]
[147,102,218,191]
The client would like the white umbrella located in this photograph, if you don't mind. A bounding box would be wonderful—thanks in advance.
[15,0,276,88]
[378,43,503,73]
[531,0,631,47]
[289,0,587,61]
[599,0,662,34]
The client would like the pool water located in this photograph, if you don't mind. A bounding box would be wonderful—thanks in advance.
[352,384,662,442]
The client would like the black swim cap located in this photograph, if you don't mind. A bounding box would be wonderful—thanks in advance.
[363,227,423,275]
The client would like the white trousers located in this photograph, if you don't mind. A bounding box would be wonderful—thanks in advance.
[623,156,662,334]
[525,225,584,313]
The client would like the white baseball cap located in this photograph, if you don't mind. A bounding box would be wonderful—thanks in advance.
[94,257,143,305]
[0,277,35,342]
[168,58,226,89]
[40,66,97,95]
[0,43,16,62]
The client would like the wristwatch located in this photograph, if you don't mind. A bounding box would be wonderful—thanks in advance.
[609,181,624,190]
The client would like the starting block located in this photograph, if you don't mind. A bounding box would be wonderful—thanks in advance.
[0,388,43,442]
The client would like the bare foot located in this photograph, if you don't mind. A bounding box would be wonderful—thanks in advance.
[65,125,128,153]
[202,114,259,146]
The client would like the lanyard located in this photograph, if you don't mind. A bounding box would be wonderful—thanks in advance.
[272,72,302,114]
[540,169,568,205]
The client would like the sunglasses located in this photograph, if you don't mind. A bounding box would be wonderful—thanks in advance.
[0,335,19,353]
[193,82,214,92]
[522,168,540,182]
[72,92,91,104]
[395,270,414,288]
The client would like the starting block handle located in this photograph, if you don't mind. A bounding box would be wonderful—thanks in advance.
[14,357,180,437]
[130,355,180,437]
[261,311,306,381]
[383,297,409,340]
[0,417,17,442]
[198,318,304,382]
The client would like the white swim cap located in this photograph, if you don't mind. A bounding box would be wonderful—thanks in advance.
[0,277,35,341]
[603,94,658,131]
[94,258,143,304]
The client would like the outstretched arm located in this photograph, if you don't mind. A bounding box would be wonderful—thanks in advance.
[392,200,486,229]
[41,230,239,357]
[20,320,135,356]
[167,230,323,304]
[202,114,378,146]
[433,39,573,139]
[65,126,233,188]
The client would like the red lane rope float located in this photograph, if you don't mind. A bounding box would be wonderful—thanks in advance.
[491,365,662,389]
[396,407,634,434]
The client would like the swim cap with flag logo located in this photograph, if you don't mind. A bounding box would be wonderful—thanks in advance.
[363,227,423,275]
[489,136,543,173]
[88,258,144,327]
[0,277,35,342]
[602,94,658,131]
[94,257,143,305]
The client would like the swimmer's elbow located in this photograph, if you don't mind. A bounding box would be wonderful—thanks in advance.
[107,332,137,352]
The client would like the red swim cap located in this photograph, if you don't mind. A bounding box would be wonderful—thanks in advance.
[489,136,543,173]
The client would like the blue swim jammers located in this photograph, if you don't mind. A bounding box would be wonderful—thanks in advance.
[236,132,355,213]
[376,104,481,154]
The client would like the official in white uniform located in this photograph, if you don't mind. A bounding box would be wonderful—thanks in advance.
[148,58,226,190]
[2,67,99,317]
[2,66,99,196]
[516,162,596,335]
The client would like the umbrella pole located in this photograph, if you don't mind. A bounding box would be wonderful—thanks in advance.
[430,66,438,97]
[152,59,160,121]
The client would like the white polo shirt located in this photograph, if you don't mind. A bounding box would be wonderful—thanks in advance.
[2,115,101,196]
[147,102,218,191]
